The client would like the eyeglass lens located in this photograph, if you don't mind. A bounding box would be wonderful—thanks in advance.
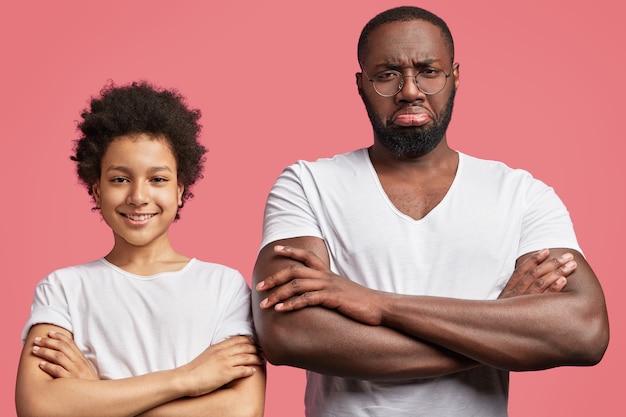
[374,71,447,96]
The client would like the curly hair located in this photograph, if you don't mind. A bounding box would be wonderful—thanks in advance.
[357,6,455,64]
[71,81,206,219]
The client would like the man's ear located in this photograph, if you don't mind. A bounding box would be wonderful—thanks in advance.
[452,62,460,89]
[356,72,364,97]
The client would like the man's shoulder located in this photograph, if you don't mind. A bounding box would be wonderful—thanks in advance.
[459,152,534,180]
[288,148,368,176]
[458,153,553,200]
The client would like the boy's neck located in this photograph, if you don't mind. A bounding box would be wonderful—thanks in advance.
[105,240,191,276]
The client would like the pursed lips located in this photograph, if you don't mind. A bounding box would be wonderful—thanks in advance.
[392,105,431,120]
[392,106,432,127]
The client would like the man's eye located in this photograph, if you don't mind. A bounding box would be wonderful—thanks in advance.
[419,68,441,78]
[375,72,400,82]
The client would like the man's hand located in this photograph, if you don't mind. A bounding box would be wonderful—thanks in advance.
[174,336,263,397]
[32,331,99,380]
[257,246,579,326]
[499,248,577,299]
[256,245,385,325]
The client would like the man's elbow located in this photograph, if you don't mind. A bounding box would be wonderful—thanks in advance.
[553,307,610,368]
[256,323,296,366]
[253,310,303,366]
[575,316,609,366]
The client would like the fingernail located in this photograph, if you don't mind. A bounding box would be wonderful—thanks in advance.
[558,253,574,262]
[34,337,41,343]
[32,346,40,352]
[275,245,285,251]
[260,298,268,308]
[563,261,577,271]
[256,282,265,290]
[556,277,567,286]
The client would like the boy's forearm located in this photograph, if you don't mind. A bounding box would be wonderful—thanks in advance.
[138,367,266,417]
[16,366,191,417]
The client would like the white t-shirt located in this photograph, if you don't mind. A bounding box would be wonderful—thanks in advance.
[261,149,581,417]
[22,258,254,379]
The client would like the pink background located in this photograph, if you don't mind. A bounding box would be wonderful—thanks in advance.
[2,1,624,415]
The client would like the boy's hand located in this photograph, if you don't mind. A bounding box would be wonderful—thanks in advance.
[176,335,263,397]
[32,331,99,380]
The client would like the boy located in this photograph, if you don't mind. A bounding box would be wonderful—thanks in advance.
[16,81,265,417]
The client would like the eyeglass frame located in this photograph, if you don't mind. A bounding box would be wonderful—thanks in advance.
[360,63,456,97]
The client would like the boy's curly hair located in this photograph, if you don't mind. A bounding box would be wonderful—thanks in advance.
[71,81,206,219]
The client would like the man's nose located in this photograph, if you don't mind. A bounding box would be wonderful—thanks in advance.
[396,74,425,102]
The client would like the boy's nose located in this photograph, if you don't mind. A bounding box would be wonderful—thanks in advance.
[127,183,149,205]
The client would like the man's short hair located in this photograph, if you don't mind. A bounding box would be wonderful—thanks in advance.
[357,6,455,64]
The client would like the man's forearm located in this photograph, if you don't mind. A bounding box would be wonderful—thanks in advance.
[256,243,608,373]
[375,250,608,371]
[254,305,478,380]
[253,238,477,379]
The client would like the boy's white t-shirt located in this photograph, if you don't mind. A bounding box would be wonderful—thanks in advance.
[22,258,253,379]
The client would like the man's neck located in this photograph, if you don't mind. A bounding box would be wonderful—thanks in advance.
[368,140,459,220]
[368,138,457,174]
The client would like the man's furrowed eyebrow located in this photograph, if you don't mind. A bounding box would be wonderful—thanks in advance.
[373,59,442,72]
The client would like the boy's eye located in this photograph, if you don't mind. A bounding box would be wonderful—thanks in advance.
[111,177,129,183]
[151,177,168,183]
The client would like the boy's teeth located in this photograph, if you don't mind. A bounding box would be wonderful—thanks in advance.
[127,214,153,220]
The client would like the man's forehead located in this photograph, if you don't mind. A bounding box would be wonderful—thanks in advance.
[364,20,450,64]
[369,19,444,45]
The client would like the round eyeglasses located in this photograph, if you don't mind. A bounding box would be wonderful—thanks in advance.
[362,67,452,97]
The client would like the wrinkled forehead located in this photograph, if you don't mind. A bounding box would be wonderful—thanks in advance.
[362,20,452,67]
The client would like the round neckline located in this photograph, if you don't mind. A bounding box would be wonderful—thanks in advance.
[98,257,196,279]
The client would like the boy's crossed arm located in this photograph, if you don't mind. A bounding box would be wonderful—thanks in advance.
[16,324,265,417]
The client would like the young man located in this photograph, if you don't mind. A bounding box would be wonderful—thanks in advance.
[252,6,609,416]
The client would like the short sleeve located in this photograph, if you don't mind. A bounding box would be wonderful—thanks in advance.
[518,177,582,257]
[260,162,323,250]
[21,274,73,343]
[211,270,255,343]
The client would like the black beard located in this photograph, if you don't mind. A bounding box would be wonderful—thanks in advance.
[363,87,456,159]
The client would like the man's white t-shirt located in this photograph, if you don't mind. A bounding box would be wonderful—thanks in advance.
[261,149,581,417]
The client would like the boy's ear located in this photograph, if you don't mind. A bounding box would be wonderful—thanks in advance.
[92,182,101,208]
[177,183,184,207]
